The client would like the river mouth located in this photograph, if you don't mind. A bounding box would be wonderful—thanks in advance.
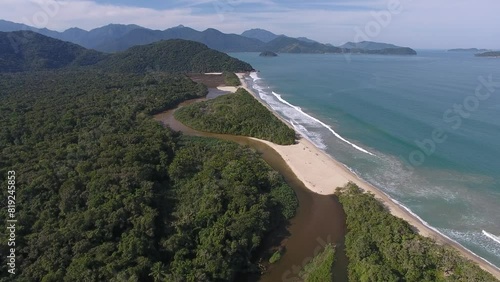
[154,99,348,282]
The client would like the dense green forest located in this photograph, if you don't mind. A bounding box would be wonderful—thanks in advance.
[175,88,296,145]
[300,244,335,282]
[0,31,106,72]
[223,71,241,86]
[0,31,253,74]
[0,70,297,281]
[336,183,497,282]
[102,40,254,74]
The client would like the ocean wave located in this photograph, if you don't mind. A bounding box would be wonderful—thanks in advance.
[270,90,376,156]
[392,199,500,270]
[247,72,500,270]
[249,72,261,81]
[249,72,375,156]
[483,230,500,245]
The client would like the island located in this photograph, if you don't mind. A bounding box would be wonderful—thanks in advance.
[449,48,489,52]
[260,50,278,57]
[340,41,417,55]
[476,51,500,57]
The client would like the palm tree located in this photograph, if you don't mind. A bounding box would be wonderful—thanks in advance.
[149,262,167,282]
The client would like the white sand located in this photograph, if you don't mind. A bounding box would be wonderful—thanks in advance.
[216,86,239,92]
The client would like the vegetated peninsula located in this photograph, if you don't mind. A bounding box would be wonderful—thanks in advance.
[175,88,296,145]
[476,51,500,57]
[0,30,297,281]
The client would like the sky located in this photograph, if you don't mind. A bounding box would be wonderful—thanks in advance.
[1,0,499,49]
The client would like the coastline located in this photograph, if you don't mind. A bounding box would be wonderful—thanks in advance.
[235,72,500,279]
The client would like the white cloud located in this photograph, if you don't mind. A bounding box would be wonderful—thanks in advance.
[0,0,499,48]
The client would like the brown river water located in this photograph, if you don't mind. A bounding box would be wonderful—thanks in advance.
[154,99,349,282]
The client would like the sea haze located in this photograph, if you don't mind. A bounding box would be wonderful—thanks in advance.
[230,51,500,268]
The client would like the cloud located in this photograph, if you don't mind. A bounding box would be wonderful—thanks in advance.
[0,0,498,48]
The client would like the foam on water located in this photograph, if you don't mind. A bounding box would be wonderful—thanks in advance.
[248,72,375,156]
[392,200,500,271]
[243,70,500,269]
[271,91,376,156]
[484,230,500,245]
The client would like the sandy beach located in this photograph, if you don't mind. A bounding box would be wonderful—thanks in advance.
[235,73,500,279]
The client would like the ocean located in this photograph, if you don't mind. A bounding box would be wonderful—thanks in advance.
[230,51,500,268]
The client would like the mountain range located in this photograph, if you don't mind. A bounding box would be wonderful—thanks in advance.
[0,19,417,55]
[0,31,253,73]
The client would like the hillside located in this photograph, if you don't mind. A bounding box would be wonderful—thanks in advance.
[0,20,417,55]
[264,36,342,53]
[64,24,146,49]
[340,41,399,50]
[101,39,254,73]
[241,28,280,43]
[0,31,253,73]
[0,27,295,281]
[0,31,107,72]
[98,26,265,53]
[339,41,417,55]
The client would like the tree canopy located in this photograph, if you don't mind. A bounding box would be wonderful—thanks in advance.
[175,88,296,145]
[336,183,498,282]
[0,70,296,281]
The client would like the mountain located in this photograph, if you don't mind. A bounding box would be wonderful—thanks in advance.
[339,41,417,55]
[241,28,279,43]
[241,28,318,44]
[101,39,254,73]
[340,41,400,50]
[63,24,145,49]
[0,20,145,50]
[0,20,416,55]
[0,19,35,32]
[449,48,489,52]
[96,26,265,53]
[0,31,253,73]
[296,37,318,44]
[0,31,106,72]
[475,51,500,57]
[0,19,61,38]
[263,36,341,53]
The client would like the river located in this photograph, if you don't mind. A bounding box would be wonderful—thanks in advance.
[154,98,349,281]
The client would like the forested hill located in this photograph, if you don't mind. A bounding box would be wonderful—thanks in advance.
[0,31,106,72]
[0,31,253,73]
[100,39,254,73]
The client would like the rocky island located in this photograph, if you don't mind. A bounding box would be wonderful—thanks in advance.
[259,50,278,57]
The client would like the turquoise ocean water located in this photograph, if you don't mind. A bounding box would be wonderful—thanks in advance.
[230,51,500,268]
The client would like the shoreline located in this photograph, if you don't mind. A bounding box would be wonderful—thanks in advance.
[236,72,500,279]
